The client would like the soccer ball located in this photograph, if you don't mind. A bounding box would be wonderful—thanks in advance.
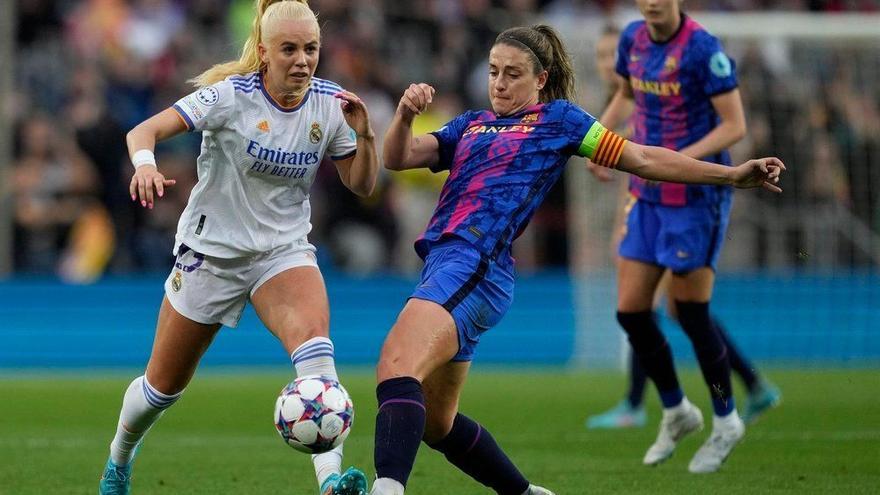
[274,375,354,454]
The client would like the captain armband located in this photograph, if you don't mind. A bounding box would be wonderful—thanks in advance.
[577,122,626,169]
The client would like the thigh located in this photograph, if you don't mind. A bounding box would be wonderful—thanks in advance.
[670,267,715,303]
[145,297,222,394]
[412,242,513,362]
[422,361,471,443]
[377,298,460,383]
[617,257,665,312]
[250,265,329,354]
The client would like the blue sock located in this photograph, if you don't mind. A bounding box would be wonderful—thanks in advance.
[676,301,735,416]
[374,377,425,487]
[659,388,685,408]
[428,413,529,495]
[617,311,684,408]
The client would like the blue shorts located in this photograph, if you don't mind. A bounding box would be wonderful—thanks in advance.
[410,238,515,361]
[618,195,732,274]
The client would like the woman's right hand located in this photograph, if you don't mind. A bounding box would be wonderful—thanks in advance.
[397,83,435,121]
[130,165,176,209]
[730,157,785,192]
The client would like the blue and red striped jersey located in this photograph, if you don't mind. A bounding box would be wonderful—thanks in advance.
[416,100,617,262]
[617,15,738,206]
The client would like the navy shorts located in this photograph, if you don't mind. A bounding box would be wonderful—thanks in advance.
[410,238,514,361]
[618,195,732,274]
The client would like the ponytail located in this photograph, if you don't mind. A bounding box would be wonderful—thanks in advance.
[190,0,315,88]
[495,24,577,103]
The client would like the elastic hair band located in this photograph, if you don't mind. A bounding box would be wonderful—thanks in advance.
[497,35,545,71]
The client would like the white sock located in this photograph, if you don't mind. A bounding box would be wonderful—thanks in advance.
[291,337,342,487]
[663,397,691,415]
[371,477,405,495]
[109,375,182,466]
[312,445,343,487]
[713,409,741,428]
[291,336,338,379]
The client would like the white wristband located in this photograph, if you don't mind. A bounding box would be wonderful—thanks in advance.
[131,149,157,169]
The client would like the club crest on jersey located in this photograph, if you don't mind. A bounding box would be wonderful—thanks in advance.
[520,113,538,124]
[196,86,219,106]
[257,120,270,133]
[171,272,182,292]
[664,56,677,72]
[309,122,322,144]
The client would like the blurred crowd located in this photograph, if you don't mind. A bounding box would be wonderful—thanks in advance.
[7,0,880,280]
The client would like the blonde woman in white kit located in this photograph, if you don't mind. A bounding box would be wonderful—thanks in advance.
[97,1,376,494]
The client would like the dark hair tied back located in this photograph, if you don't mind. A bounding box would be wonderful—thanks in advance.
[494,24,577,103]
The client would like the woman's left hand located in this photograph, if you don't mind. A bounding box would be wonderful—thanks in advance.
[731,157,786,192]
[335,91,374,138]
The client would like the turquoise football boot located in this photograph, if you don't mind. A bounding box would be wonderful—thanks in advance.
[742,380,782,424]
[320,467,368,495]
[586,400,647,429]
[98,458,132,495]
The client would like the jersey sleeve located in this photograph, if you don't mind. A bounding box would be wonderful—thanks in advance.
[172,80,235,132]
[693,33,738,97]
[565,102,625,169]
[428,111,474,173]
[615,23,637,79]
[328,110,357,161]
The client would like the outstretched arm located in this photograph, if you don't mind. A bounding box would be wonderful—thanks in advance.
[383,83,441,171]
[617,141,785,192]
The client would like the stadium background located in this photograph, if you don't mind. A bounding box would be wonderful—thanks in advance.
[0,1,878,494]
[1,0,877,368]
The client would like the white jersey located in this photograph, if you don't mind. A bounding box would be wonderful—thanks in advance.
[171,72,356,257]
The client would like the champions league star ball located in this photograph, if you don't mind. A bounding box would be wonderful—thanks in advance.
[274,375,354,454]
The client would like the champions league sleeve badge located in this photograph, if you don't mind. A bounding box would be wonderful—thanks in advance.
[309,122,323,144]
[196,86,220,106]
[709,52,732,78]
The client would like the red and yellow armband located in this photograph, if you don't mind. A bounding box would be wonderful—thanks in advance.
[578,121,626,168]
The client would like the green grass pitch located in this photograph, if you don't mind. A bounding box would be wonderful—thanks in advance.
[1,369,878,494]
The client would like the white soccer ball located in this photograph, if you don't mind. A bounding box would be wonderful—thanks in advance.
[274,375,354,454]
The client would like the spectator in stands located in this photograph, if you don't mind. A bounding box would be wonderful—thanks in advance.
[12,115,102,274]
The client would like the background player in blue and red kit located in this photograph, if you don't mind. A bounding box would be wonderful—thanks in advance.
[585,23,781,431]
[587,0,779,474]
[362,24,784,495]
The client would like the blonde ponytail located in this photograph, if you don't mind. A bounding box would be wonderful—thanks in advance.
[190,0,315,88]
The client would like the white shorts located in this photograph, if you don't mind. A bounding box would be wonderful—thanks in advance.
[164,238,318,328]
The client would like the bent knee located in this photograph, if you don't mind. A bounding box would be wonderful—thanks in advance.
[376,332,427,381]
[376,352,419,383]
[423,411,456,444]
